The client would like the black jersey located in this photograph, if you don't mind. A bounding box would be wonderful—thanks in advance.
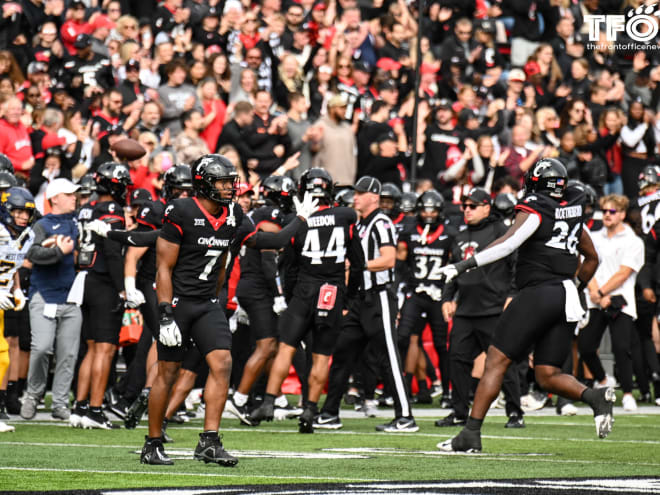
[514,189,585,289]
[236,205,287,294]
[630,190,660,235]
[399,221,454,289]
[135,200,165,281]
[160,197,244,299]
[292,206,363,286]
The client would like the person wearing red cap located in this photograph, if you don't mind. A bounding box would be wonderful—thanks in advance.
[60,1,93,56]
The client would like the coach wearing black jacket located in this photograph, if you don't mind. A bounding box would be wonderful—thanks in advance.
[436,187,524,428]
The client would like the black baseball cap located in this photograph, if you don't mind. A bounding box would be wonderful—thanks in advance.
[354,176,382,195]
[74,33,92,49]
[353,60,373,74]
[376,131,396,144]
[378,79,398,92]
[125,59,140,71]
[130,188,152,207]
[461,187,492,205]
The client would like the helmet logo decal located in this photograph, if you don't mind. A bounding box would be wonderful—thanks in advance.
[533,161,552,177]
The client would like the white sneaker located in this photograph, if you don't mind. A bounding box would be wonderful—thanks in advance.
[521,394,545,411]
[594,375,616,389]
[622,394,637,411]
[560,403,578,416]
[0,421,15,433]
[655,397,660,406]
[359,399,379,418]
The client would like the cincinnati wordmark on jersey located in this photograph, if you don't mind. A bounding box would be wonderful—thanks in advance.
[514,189,586,289]
[160,197,245,298]
[399,221,453,288]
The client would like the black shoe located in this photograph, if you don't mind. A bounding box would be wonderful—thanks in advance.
[343,389,361,406]
[0,403,8,420]
[437,427,482,452]
[140,437,173,465]
[108,397,130,420]
[124,390,150,429]
[591,387,616,439]
[298,407,315,434]
[313,412,343,430]
[435,413,467,427]
[416,391,433,404]
[161,419,174,443]
[439,394,452,409]
[249,401,274,424]
[194,432,238,466]
[225,396,256,426]
[505,413,525,428]
[69,401,88,428]
[376,416,419,432]
[81,409,119,429]
[6,394,20,415]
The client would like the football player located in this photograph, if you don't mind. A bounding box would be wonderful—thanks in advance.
[438,159,613,453]
[249,168,365,434]
[140,155,318,465]
[71,162,132,429]
[396,190,454,408]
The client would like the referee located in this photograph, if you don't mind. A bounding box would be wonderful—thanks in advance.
[316,176,417,432]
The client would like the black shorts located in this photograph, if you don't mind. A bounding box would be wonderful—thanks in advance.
[491,283,573,368]
[398,293,447,337]
[156,297,232,362]
[82,272,122,345]
[238,293,278,340]
[4,308,31,351]
[278,281,343,356]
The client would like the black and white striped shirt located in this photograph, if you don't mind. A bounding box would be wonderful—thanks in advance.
[357,208,397,291]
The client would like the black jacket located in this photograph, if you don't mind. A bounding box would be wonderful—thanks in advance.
[443,216,516,317]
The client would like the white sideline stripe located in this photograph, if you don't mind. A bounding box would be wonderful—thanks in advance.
[9,423,660,445]
[0,466,384,482]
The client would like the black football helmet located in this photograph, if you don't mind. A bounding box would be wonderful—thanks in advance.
[567,179,597,209]
[262,175,296,212]
[0,171,17,191]
[0,153,13,174]
[524,158,567,199]
[298,168,333,203]
[416,189,444,226]
[492,192,517,220]
[334,188,355,208]
[191,154,238,205]
[163,165,193,200]
[637,164,660,192]
[380,182,402,216]
[95,162,133,203]
[400,192,417,214]
[4,187,36,231]
[78,174,97,196]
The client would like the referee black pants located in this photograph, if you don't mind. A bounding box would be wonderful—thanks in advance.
[450,315,522,419]
[323,289,411,418]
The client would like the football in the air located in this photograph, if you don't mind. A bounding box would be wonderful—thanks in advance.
[111,138,146,161]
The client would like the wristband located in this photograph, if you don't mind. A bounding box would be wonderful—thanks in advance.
[158,302,174,319]
[454,257,477,275]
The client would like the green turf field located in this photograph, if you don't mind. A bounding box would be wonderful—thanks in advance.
[1,407,659,492]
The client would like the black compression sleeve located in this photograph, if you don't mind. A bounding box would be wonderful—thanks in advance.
[107,229,160,247]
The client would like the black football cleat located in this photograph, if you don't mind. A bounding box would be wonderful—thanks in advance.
[592,387,616,439]
[140,436,173,465]
[435,413,467,427]
[313,412,343,430]
[194,432,238,466]
[505,413,525,428]
[437,427,482,453]
[298,408,315,434]
[249,401,274,424]
[124,389,150,429]
[225,396,256,426]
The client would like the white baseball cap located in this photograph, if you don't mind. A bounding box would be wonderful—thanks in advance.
[46,178,80,199]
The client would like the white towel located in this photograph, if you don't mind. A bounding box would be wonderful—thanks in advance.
[563,280,586,323]
[66,271,87,306]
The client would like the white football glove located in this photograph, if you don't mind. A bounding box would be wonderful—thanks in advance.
[293,192,319,221]
[272,295,288,315]
[0,293,15,311]
[159,318,182,347]
[86,219,111,238]
[13,288,26,311]
[438,264,459,283]
[124,277,146,308]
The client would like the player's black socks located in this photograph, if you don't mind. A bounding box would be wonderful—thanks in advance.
[17,378,26,396]
[466,416,483,432]
[305,401,318,414]
[581,387,598,407]
[201,430,219,438]
[418,379,429,393]
[263,393,276,407]
[404,374,414,396]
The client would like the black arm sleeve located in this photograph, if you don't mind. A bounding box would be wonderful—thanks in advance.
[26,224,64,266]
[249,217,303,249]
[107,229,160,247]
[104,227,126,293]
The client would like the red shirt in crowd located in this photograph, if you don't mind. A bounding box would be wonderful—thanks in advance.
[0,118,34,173]
[200,98,227,153]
